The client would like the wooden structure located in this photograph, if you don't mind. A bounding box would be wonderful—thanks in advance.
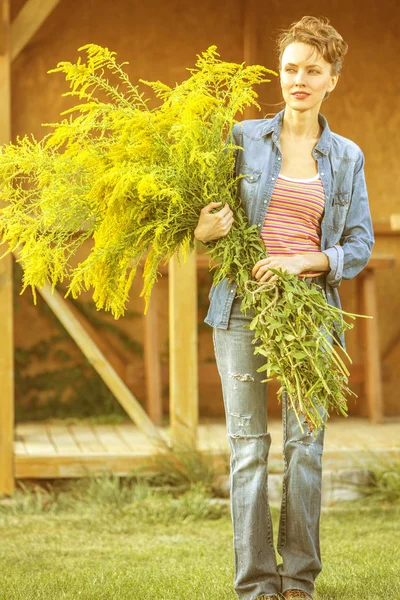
[12,418,400,479]
[0,0,399,496]
[0,0,198,496]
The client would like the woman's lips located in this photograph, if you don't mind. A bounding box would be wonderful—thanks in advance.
[292,92,310,99]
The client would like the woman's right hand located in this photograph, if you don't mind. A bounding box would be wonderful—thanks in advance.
[194,202,234,244]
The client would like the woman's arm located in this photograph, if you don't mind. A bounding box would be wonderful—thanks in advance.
[321,150,374,288]
[252,252,329,283]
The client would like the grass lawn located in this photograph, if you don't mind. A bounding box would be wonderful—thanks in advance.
[0,476,398,600]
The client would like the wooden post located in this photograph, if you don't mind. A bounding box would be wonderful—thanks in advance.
[169,249,198,450]
[0,0,14,497]
[358,271,384,423]
[144,286,163,425]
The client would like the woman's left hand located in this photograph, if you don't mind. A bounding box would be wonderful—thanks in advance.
[252,255,303,283]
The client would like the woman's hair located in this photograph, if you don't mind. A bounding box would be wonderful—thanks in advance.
[276,16,348,77]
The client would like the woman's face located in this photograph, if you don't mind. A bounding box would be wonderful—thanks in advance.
[280,42,338,112]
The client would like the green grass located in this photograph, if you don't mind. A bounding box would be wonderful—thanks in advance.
[0,475,399,600]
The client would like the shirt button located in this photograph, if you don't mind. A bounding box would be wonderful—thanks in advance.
[264,200,267,204]
[271,177,275,181]
[277,157,281,161]
[321,172,325,176]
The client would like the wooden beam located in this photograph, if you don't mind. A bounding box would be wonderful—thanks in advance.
[11,0,60,61]
[382,331,400,363]
[0,0,14,498]
[0,0,60,96]
[63,297,135,389]
[169,249,198,449]
[366,254,396,270]
[373,215,400,236]
[35,282,169,449]
[14,447,229,479]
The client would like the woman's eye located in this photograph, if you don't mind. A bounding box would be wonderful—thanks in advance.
[285,68,320,74]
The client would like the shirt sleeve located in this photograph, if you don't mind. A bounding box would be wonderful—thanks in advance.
[322,149,375,287]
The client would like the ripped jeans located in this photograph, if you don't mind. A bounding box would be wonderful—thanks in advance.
[212,287,328,600]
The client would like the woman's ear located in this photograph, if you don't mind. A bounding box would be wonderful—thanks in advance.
[328,74,339,93]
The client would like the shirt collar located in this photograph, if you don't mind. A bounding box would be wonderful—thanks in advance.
[261,107,331,155]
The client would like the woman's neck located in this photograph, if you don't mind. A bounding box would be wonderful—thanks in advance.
[281,105,321,140]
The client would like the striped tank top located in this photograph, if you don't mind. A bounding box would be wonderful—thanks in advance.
[260,173,325,277]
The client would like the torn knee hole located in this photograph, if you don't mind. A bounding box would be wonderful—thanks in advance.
[229,432,269,439]
[229,372,255,382]
[229,411,251,419]
[228,411,252,428]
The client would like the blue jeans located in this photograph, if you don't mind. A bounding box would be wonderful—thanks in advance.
[212,286,328,599]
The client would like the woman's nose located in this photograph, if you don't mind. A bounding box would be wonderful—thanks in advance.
[295,70,306,84]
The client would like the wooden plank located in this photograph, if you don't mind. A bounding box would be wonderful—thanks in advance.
[11,0,60,61]
[15,422,57,456]
[169,249,198,449]
[143,285,163,424]
[0,0,14,497]
[114,425,139,452]
[12,419,400,478]
[15,453,170,479]
[114,423,162,453]
[46,423,81,455]
[91,424,132,453]
[14,445,400,479]
[34,282,169,448]
[67,424,107,454]
[44,422,59,454]
[115,424,157,453]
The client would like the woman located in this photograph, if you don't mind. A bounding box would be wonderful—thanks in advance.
[194,16,374,600]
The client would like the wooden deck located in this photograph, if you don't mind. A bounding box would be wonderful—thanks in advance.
[14,417,400,479]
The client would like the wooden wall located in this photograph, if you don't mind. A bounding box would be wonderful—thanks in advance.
[9,0,400,418]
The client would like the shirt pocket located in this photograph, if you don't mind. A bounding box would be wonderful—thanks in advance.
[238,164,262,208]
[329,191,351,231]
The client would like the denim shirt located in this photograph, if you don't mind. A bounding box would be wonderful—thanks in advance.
[204,108,375,348]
